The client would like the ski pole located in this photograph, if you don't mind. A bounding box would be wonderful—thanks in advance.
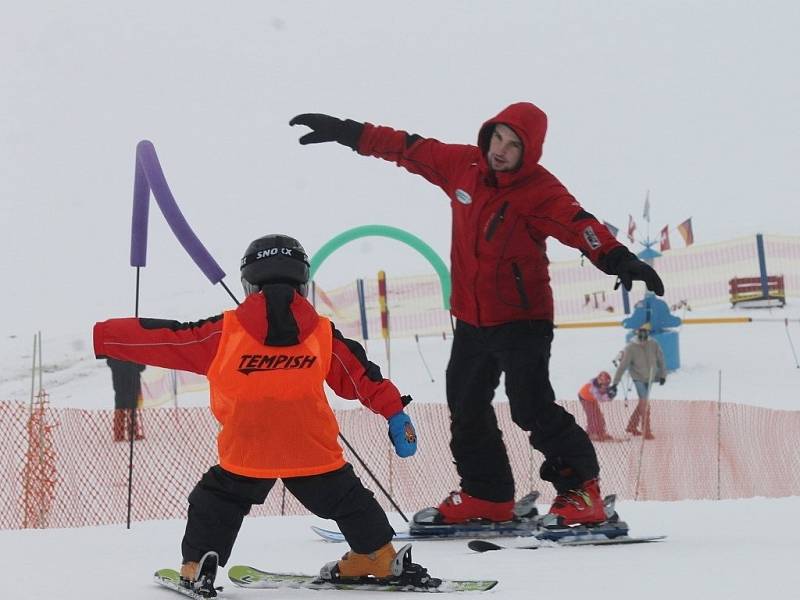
[338,433,409,523]
[633,364,656,500]
[414,334,435,382]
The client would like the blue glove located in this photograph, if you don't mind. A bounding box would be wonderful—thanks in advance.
[388,411,417,458]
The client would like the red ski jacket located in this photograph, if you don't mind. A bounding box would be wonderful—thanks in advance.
[93,286,405,476]
[357,102,624,325]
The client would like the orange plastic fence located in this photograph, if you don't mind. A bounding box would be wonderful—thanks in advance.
[1,399,798,530]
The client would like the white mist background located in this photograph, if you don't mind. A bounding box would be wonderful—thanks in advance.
[2,2,800,598]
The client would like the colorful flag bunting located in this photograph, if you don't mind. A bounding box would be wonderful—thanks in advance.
[643,191,650,222]
[627,215,636,243]
[603,221,619,238]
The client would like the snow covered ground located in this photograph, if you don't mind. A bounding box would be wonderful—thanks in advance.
[3,497,798,599]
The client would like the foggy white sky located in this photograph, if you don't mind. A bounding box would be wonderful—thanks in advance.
[2,1,799,340]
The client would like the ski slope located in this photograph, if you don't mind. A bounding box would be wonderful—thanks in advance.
[2,304,800,599]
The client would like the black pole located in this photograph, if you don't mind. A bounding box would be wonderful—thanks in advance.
[220,280,240,306]
[338,432,409,523]
[126,408,136,528]
[126,267,142,529]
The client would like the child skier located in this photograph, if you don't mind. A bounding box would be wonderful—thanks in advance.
[94,234,433,597]
[577,371,616,442]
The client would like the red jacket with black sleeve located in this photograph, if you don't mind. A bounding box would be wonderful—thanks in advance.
[93,285,405,420]
[356,102,625,325]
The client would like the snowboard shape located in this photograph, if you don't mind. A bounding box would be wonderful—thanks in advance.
[228,564,497,593]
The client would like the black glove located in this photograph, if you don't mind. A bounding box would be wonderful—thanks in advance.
[607,384,618,398]
[289,113,364,151]
[603,247,665,296]
[659,378,666,386]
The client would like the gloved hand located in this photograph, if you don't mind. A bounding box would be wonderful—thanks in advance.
[607,384,618,399]
[289,113,364,150]
[387,411,417,458]
[604,247,665,296]
[659,378,666,386]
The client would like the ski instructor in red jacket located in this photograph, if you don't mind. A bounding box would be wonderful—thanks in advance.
[291,103,664,526]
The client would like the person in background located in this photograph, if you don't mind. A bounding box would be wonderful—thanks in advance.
[577,371,616,442]
[106,358,145,442]
[290,103,665,527]
[609,325,667,440]
[94,234,434,597]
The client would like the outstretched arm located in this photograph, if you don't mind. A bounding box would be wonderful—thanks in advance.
[93,315,224,375]
[527,191,664,296]
[290,113,475,190]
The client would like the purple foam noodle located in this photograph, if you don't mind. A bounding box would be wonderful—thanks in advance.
[130,140,225,283]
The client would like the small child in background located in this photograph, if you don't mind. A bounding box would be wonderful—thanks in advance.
[577,371,616,442]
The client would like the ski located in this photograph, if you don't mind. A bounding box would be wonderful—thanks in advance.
[311,522,538,542]
[154,569,222,599]
[468,535,667,552]
[154,551,221,599]
[312,492,631,543]
[228,565,497,593]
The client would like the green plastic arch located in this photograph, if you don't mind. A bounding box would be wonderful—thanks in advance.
[310,225,451,310]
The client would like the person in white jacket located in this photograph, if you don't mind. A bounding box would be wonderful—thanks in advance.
[609,325,666,439]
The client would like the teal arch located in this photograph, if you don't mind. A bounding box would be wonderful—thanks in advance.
[310,225,451,310]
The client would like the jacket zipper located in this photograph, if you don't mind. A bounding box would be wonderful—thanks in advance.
[485,201,509,241]
[511,262,530,309]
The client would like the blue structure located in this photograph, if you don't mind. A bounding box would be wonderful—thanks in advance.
[622,293,682,371]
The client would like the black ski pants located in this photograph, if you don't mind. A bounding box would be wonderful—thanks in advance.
[445,319,599,500]
[181,463,394,565]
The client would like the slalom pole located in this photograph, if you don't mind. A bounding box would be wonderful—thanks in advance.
[785,318,800,369]
[125,266,141,530]
[338,432,409,523]
[378,270,391,378]
[717,370,722,500]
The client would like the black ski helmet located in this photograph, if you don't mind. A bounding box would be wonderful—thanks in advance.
[240,234,310,297]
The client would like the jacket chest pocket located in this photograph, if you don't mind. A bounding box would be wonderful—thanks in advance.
[484,201,509,241]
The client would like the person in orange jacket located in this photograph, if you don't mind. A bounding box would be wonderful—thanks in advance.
[93,234,432,596]
[577,371,616,442]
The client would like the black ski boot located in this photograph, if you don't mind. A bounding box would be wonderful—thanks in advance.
[180,551,220,598]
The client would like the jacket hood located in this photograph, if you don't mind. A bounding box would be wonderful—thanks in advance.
[235,283,320,346]
[478,102,548,185]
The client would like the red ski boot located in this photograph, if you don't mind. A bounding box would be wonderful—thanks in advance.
[437,491,514,524]
[547,479,606,526]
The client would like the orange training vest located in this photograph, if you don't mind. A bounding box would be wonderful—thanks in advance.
[206,310,343,478]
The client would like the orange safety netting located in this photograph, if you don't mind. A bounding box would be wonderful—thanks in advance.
[1,399,798,530]
[313,234,800,339]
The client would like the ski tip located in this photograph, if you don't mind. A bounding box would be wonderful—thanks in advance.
[467,540,504,553]
[310,525,340,542]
